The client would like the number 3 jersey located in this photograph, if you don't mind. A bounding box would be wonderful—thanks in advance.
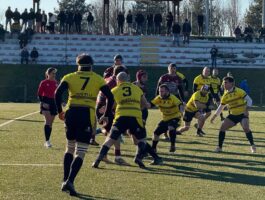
[111,82,143,119]
[61,71,105,109]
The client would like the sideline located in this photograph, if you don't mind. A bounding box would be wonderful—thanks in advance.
[0,163,62,167]
[0,111,39,128]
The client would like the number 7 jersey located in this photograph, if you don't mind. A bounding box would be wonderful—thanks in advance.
[61,71,106,109]
[111,82,143,119]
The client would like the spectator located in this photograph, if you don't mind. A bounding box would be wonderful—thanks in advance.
[35,9,42,33]
[239,78,250,95]
[66,10,74,33]
[154,13,162,35]
[126,10,133,35]
[234,25,242,41]
[0,24,6,42]
[210,45,218,69]
[30,47,39,64]
[41,11,47,33]
[135,12,145,35]
[74,11,82,33]
[18,32,28,48]
[58,10,66,33]
[21,9,29,31]
[197,14,204,36]
[28,8,35,29]
[258,26,265,43]
[5,6,13,31]
[87,11,94,34]
[146,13,154,35]
[117,11,125,35]
[20,47,29,64]
[244,25,253,42]
[12,8,21,24]
[48,13,56,33]
[25,27,34,42]
[172,22,181,46]
[182,18,191,44]
[166,12,173,35]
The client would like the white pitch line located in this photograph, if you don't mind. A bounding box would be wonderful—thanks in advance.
[0,111,39,128]
[0,163,62,167]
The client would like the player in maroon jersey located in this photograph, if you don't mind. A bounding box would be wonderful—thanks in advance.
[37,67,58,148]
[103,54,128,79]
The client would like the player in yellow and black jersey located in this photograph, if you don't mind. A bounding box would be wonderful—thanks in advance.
[92,72,162,169]
[178,85,210,136]
[151,84,184,153]
[211,76,256,153]
[55,54,114,196]
[193,67,212,92]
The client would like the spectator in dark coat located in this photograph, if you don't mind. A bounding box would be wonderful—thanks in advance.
[210,45,218,69]
[154,13,162,35]
[74,11,82,33]
[197,14,204,36]
[172,22,181,46]
[126,10,133,35]
[135,12,145,35]
[234,25,242,41]
[258,26,265,43]
[21,47,29,64]
[18,32,28,49]
[21,9,29,31]
[166,12,173,35]
[35,9,42,33]
[66,11,74,33]
[117,11,125,35]
[13,8,21,24]
[28,8,36,29]
[5,7,13,31]
[244,25,253,42]
[58,10,66,33]
[41,11,47,33]
[146,13,154,35]
[182,19,191,44]
[30,47,39,64]
[0,24,6,42]
[87,12,94,34]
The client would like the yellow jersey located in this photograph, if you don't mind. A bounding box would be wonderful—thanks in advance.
[176,71,185,80]
[111,82,143,120]
[151,94,182,121]
[62,71,105,110]
[193,74,212,91]
[210,76,221,94]
[221,87,247,115]
[186,91,209,112]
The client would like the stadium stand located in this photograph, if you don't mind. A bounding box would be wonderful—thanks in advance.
[0,33,265,68]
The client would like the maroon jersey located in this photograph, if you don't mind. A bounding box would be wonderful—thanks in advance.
[37,79,58,99]
[133,81,148,97]
[97,76,117,106]
[157,74,183,99]
[103,66,114,79]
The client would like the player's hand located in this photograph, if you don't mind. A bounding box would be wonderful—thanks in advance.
[99,106,106,114]
[99,116,109,125]
[210,114,217,123]
[58,111,65,121]
[42,103,50,109]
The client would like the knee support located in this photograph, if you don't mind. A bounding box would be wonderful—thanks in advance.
[66,140,75,154]
[75,142,88,159]
[109,126,121,140]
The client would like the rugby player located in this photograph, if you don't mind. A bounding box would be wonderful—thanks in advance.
[103,54,127,79]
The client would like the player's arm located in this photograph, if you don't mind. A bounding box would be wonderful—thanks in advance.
[183,78,189,91]
[194,100,206,110]
[55,81,68,120]
[244,95,253,117]
[210,104,226,123]
[177,84,184,102]
[37,82,44,101]
[99,85,114,118]
[155,78,162,96]
[141,95,151,109]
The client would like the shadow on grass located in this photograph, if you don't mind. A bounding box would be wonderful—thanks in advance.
[75,193,118,200]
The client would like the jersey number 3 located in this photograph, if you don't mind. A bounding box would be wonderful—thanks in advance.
[122,87,132,96]
[80,77,90,90]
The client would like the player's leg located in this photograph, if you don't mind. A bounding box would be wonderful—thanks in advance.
[42,110,55,147]
[195,111,207,136]
[152,121,167,152]
[168,118,180,152]
[240,117,256,153]
[178,111,193,134]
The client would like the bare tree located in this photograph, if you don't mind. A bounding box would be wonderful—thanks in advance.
[226,0,240,36]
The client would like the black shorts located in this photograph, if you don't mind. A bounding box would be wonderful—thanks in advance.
[142,108,148,122]
[64,107,93,144]
[110,116,146,140]
[40,100,58,116]
[154,118,180,136]
[96,104,114,133]
[183,110,197,122]
[227,114,248,124]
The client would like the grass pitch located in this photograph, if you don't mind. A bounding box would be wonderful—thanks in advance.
[0,103,264,200]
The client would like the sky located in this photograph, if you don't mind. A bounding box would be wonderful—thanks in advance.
[0,0,251,24]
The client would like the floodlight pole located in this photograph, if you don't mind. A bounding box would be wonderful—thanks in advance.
[205,0,209,35]
[263,0,265,27]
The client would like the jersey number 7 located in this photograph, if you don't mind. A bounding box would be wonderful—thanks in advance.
[80,77,90,90]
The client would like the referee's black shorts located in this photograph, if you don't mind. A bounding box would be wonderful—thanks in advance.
[40,98,58,116]
[64,107,93,144]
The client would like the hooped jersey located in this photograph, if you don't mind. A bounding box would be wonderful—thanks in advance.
[111,82,143,120]
[61,71,105,110]
[186,91,209,112]
[210,76,221,94]
[193,74,212,91]
[221,87,247,115]
[151,94,182,121]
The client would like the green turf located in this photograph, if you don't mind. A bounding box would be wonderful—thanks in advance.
[0,103,264,200]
